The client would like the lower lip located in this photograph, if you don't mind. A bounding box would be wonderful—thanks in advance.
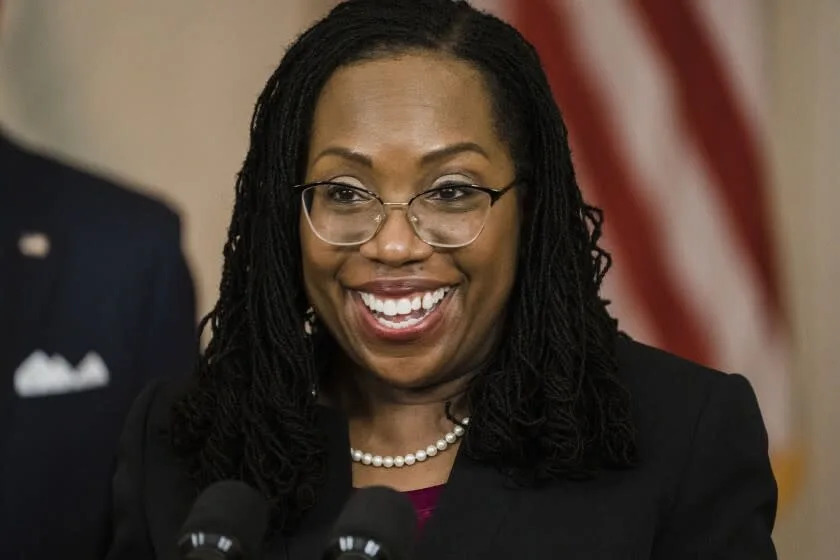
[352,290,453,342]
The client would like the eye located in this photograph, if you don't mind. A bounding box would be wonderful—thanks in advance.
[325,183,370,203]
[425,182,476,201]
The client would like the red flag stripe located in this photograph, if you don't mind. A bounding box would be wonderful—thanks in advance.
[511,0,713,364]
[631,0,782,316]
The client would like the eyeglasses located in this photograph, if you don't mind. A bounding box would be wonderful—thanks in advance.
[295,180,517,248]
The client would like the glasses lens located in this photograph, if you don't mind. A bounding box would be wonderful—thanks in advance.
[303,184,380,245]
[410,185,492,247]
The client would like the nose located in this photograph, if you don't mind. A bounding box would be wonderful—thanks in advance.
[358,205,434,266]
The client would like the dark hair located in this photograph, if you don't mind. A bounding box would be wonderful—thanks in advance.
[172,0,636,533]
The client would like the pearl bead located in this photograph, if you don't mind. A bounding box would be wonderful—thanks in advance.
[462,417,470,425]
[436,439,448,451]
[352,449,363,462]
[416,450,427,462]
[372,455,383,467]
[426,445,438,457]
[445,432,457,444]
[383,456,394,468]
[394,456,405,467]
[405,454,416,465]
[453,425,465,437]
[362,453,373,465]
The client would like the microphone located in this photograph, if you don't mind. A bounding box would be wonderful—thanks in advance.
[322,486,417,560]
[177,480,270,560]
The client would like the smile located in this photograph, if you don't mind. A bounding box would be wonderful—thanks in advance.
[357,287,452,330]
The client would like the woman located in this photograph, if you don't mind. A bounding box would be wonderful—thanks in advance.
[107,0,777,558]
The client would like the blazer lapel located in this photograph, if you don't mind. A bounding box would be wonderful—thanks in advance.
[415,450,518,560]
[274,406,353,559]
[0,137,64,368]
[0,151,63,466]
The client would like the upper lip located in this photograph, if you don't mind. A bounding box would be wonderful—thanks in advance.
[350,279,454,296]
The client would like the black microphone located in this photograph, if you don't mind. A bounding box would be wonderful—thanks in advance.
[322,486,417,560]
[177,480,270,560]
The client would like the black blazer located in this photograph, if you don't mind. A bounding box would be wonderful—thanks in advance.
[0,134,197,558]
[106,338,777,559]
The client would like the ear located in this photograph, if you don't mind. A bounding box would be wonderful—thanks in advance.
[303,306,318,335]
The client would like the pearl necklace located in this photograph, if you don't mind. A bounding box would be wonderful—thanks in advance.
[350,417,469,468]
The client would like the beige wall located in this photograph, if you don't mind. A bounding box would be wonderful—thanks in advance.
[769,0,840,557]
[1,1,837,556]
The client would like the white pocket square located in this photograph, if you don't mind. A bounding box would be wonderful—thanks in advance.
[14,350,110,397]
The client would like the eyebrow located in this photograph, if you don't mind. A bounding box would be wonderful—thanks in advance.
[312,142,490,168]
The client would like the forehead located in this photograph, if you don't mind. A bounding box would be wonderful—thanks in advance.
[308,52,502,156]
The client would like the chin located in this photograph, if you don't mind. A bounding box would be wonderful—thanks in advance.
[361,354,449,391]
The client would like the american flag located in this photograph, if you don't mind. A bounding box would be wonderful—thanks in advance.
[475,0,796,500]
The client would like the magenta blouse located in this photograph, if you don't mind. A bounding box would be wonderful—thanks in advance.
[403,484,445,531]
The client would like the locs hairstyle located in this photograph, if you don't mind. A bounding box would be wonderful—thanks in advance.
[172,0,636,532]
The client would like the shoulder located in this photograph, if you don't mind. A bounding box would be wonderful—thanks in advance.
[615,336,766,477]
[110,379,197,555]
[3,135,181,241]
[612,338,776,555]
[616,335,758,426]
[123,378,189,442]
[615,335,771,495]
[116,377,196,483]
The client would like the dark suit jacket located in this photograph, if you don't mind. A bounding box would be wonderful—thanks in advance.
[0,134,197,558]
[106,338,777,559]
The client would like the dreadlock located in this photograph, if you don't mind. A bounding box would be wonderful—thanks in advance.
[171,0,637,533]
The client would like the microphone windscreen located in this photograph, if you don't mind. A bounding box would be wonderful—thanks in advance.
[326,486,416,560]
[179,480,269,559]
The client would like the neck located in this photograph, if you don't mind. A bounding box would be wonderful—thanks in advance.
[327,360,473,454]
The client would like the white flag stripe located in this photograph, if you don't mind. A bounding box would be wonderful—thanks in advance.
[695,0,767,138]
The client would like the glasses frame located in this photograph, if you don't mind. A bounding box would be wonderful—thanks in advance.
[294,179,519,248]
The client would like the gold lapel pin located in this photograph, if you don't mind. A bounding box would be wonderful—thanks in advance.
[18,232,51,259]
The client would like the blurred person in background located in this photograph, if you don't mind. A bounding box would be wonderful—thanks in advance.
[107,1,777,558]
[0,2,197,552]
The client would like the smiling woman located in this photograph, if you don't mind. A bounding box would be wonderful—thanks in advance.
[106,1,777,558]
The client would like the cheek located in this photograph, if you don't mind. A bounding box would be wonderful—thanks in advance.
[300,217,341,303]
[459,209,520,314]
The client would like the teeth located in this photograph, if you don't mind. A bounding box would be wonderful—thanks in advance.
[376,316,423,329]
[396,299,412,315]
[383,300,397,317]
[358,287,451,322]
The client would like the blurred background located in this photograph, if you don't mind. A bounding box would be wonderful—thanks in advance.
[0,0,835,556]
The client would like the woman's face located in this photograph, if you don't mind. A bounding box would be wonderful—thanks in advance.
[301,52,520,391]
